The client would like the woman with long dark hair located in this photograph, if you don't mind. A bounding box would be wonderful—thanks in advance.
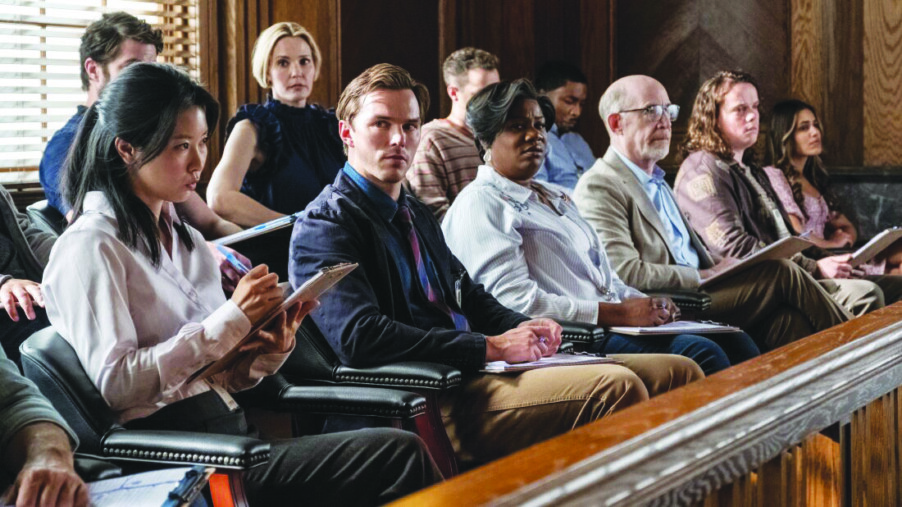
[44,62,438,505]
[763,99,902,273]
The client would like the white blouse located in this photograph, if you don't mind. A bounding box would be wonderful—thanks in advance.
[43,192,288,423]
[443,165,644,325]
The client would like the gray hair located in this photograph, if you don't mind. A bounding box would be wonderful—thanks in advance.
[598,83,629,135]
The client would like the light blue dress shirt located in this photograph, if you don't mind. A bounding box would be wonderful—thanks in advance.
[614,149,701,269]
[534,124,595,190]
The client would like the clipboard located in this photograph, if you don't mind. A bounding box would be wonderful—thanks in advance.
[70,466,212,507]
[700,236,813,288]
[850,227,902,267]
[162,466,214,507]
[187,263,358,383]
[213,213,300,246]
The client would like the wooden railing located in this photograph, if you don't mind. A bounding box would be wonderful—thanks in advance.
[395,303,902,506]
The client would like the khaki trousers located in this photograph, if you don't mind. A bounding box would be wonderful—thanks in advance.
[866,274,902,305]
[704,259,849,351]
[819,278,885,317]
[441,354,702,465]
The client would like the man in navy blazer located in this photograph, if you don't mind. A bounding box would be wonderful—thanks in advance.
[290,63,703,466]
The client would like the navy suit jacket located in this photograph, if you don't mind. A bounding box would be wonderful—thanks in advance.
[290,170,529,372]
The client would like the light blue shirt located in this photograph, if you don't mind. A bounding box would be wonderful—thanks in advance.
[443,165,644,325]
[614,149,701,269]
[534,124,595,190]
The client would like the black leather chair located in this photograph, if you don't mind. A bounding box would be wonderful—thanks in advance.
[282,320,462,477]
[20,327,430,506]
[20,328,267,506]
[25,199,66,236]
[280,318,608,477]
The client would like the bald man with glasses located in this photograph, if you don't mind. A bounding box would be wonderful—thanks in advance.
[572,75,849,352]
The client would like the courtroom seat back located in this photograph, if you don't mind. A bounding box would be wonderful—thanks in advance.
[20,327,120,456]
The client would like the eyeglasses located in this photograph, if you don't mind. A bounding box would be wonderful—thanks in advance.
[617,104,680,122]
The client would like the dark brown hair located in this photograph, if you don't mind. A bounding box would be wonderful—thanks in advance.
[766,99,839,217]
[79,12,163,91]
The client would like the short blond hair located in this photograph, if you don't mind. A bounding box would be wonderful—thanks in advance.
[337,63,430,125]
[251,22,322,89]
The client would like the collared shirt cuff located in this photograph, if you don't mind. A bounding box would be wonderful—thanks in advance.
[454,333,488,372]
[202,300,253,357]
[249,341,296,379]
[581,301,601,326]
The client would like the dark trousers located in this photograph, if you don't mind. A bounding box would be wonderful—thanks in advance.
[127,390,441,505]
[0,308,49,367]
[595,331,760,375]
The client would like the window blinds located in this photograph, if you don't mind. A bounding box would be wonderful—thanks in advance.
[0,0,198,181]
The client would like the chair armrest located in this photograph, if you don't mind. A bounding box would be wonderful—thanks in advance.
[233,374,428,420]
[558,320,608,351]
[647,289,712,312]
[101,430,269,470]
[333,361,462,391]
[74,456,121,481]
[278,385,427,419]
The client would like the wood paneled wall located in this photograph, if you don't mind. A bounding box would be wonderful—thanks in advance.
[790,0,902,167]
[440,0,615,157]
[203,0,616,174]
[862,0,902,166]
[617,0,790,168]
[202,0,902,175]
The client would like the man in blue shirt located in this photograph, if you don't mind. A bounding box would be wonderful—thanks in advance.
[572,75,850,351]
[290,64,703,466]
[534,61,596,190]
[37,13,240,244]
[39,12,161,217]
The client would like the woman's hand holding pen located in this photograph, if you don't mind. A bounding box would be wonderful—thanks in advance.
[231,264,282,323]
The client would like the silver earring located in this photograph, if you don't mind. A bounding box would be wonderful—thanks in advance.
[483,149,492,163]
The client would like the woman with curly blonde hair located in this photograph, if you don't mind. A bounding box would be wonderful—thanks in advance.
[674,70,900,317]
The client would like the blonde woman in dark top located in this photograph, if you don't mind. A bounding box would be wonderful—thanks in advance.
[208,22,346,227]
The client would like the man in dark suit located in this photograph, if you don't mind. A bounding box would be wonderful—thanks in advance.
[290,64,703,466]
[572,75,849,351]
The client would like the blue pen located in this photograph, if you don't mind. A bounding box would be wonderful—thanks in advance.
[215,244,251,274]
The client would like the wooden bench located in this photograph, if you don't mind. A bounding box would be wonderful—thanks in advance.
[394,302,902,506]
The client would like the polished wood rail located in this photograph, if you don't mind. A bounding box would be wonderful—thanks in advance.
[394,302,902,506]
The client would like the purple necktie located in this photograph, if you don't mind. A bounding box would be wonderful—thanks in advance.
[396,205,470,331]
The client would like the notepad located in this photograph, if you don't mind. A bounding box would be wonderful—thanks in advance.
[700,236,813,288]
[27,466,213,507]
[850,227,902,267]
[481,353,620,374]
[609,320,741,336]
[213,213,300,246]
